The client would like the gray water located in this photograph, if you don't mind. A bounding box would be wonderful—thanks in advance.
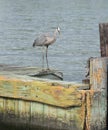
[0,0,108,81]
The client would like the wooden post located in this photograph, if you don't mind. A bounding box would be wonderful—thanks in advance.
[99,23,108,57]
[89,57,107,130]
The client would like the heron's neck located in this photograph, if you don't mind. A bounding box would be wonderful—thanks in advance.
[53,29,58,38]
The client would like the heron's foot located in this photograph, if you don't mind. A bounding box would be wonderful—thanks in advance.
[46,68,50,71]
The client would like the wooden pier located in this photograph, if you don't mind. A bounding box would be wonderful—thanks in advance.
[0,23,107,130]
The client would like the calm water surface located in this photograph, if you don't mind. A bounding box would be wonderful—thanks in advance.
[0,0,108,81]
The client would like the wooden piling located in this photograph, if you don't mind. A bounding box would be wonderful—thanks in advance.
[88,57,108,130]
[99,23,108,57]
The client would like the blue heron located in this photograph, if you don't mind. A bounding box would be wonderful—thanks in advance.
[33,27,60,70]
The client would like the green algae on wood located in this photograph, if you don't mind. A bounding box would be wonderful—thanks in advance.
[0,75,85,108]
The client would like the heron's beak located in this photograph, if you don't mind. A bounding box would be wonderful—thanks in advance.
[58,30,60,35]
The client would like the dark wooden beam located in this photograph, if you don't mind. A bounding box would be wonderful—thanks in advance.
[99,23,108,57]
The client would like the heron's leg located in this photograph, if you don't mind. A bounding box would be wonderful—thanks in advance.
[46,46,49,70]
[42,45,45,70]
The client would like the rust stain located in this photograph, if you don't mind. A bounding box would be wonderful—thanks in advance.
[46,86,64,99]
[0,76,7,80]
[54,89,63,95]
[79,89,97,130]
[93,68,102,84]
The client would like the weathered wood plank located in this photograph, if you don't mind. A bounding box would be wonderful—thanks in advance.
[0,75,88,108]
[0,65,63,80]
[89,57,107,130]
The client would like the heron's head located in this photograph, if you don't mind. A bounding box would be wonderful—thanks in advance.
[57,27,60,34]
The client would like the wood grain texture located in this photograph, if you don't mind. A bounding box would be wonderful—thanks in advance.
[0,97,86,130]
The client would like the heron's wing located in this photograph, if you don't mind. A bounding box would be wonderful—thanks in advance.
[33,34,47,46]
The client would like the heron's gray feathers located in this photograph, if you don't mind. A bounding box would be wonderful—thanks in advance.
[33,35,47,47]
[33,27,60,47]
